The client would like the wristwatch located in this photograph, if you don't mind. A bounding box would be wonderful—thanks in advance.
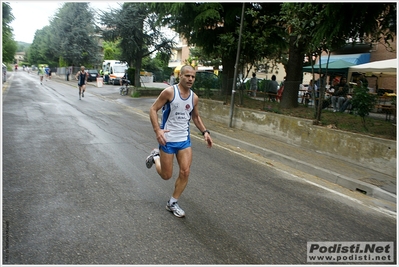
[202,130,210,136]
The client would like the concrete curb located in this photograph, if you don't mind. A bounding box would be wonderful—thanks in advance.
[209,130,397,204]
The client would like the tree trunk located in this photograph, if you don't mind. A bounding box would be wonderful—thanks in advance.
[134,63,141,87]
[280,35,306,109]
[221,57,236,104]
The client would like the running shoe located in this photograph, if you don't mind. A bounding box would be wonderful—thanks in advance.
[166,201,185,218]
[145,148,159,169]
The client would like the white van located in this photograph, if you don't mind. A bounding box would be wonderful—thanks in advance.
[102,60,128,85]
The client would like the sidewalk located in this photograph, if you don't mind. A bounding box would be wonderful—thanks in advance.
[54,75,397,209]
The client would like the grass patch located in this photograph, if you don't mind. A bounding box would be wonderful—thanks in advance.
[208,95,396,140]
[131,90,141,98]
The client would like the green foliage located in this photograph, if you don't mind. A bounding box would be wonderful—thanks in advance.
[100,2,175,87]
[19,61,30,66]
[16,42,30,52]
[102,41,122,60]
[28,2,100,67]
[142,52,172,82]
[153,3,289,96]
[189,47,221,69]
[3,38,17,63]
[132,90,141,97]
[259,79,267,92]
[58,56,68,67]
[192,72,220,98]
[263,104,282,114]
[28,27,52,66]
[127,67,135,82]
[2,2,17,63]
[351,85,377,128]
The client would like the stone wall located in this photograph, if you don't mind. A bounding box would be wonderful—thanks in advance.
[198,99,396,177]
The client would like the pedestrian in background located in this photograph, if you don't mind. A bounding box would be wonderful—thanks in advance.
[75,66,88,100]
[250,72,258,97]
[45,66,50,81]
[38,66,45,85]
[145,65,213,218]
[169,72,176,85]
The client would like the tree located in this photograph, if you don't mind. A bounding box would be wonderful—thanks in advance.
[152,3,235,97]
[276,3,322,110]
[102,41,122,60]
[142,52,171,82]
[351,84,377,129]
[2,2,17,63]
[100,2,175,87]
[28,28,51,66]
[28,2,101,68]
[51,2,101,67]
[152,2,294,108]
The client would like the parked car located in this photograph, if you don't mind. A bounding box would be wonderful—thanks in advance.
[87,69,99,82]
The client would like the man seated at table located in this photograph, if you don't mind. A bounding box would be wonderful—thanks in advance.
[266,75,279,102]
[301,79,317,105]
[331,77,349,112]
[339,95,352,113]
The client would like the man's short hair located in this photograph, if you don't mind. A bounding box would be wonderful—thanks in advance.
[180,65,195,75]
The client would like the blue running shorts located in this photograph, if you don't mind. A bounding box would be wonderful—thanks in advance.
[160,139,191,154]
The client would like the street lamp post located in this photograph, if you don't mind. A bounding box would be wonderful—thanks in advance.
[229,3,245,128]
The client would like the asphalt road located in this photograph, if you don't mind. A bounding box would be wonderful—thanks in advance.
[2,71,396,264]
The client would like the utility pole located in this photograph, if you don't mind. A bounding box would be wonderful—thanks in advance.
[229,2,245,128]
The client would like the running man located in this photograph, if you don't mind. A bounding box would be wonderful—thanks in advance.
[145,65,213,218]
[38,66,45,84]
[45,66,50,81]
[75,66,88,100]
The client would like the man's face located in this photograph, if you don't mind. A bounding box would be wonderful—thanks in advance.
[179,68,196,88]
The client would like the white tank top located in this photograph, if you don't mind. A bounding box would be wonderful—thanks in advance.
[161,85,194,142]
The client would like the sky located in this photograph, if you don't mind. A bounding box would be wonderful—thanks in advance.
[8,1,122,43]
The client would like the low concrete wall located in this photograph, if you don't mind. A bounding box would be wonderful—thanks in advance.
[198,99,397,177]
[135,88,163,96]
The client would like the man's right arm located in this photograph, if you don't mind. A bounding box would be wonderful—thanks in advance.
[149,87,173,145]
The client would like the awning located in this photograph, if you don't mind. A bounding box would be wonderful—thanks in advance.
[348,58,397,76]
[317,53,371,65]
[302,59,355,74]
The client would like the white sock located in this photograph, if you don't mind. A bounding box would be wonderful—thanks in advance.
[169,197,178,205]
[153,155,160,161]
